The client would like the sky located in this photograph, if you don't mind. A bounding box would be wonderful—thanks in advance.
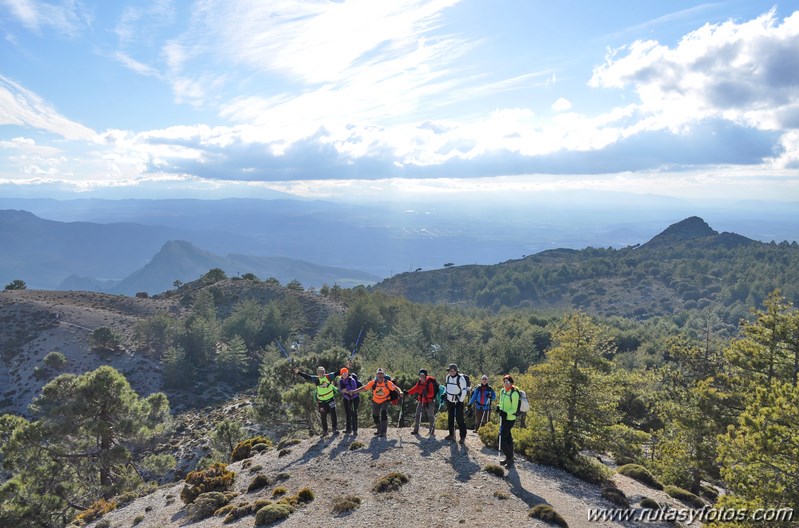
[1,0,799,204]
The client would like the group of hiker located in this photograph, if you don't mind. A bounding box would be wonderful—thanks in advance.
[292,362,522,467]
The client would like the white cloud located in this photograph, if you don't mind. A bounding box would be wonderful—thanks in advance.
[0,0,89,37]
[589,9,799,133]
[0,76,95,140]
[552,97,572,112]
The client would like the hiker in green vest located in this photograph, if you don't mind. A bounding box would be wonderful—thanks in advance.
[293,366,339,436]
[497,374,520,467]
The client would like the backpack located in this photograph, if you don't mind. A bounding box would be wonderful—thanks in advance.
[351,373,363,389]
[446,373,471,402]
[426,376,440,403]
[515,388,530,414]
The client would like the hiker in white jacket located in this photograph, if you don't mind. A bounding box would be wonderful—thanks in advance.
[443,363,469,444]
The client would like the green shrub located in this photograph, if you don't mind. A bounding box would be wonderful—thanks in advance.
[529,504,569,527]
[617,464,663,490]
[700,484,719,502]
[223,504,254,523]
[349,441,365,451]
[296,487,315,503]
[372,472,410,493]
[214,504,235,516]
[274,472,290,482]
[271,487,287,497]
[186,492,231,522]
[276,438,302,450]
[493,490,510,500]
[476,422,499,449]
[180,463,236,504]
[332,495,362,514]
[72,498,116,525]
[43,351,67,370]
[253,498,272,510]
[278,448,291,457]
[664,485,705,508]
[254,503,293,525]
[639,497,659,509]
[247,474,271,493]
[483,464,505,478]
[562,455,611,485]
[601,486,629,508]
[231,436,273,462]
[133,514,145,525]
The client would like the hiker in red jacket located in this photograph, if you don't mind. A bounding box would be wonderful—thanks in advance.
[406,369,439,436]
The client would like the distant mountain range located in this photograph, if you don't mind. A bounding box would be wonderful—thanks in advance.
[0,210,379,294]
[372,216,799,326]
[62,240,381,295]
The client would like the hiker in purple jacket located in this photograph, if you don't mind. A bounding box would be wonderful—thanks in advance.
[338,367,360,435]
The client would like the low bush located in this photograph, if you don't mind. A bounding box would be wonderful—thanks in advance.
[276,438,302,450]
[617,464,664,490]
[639,497,659,510]
[278,448,291,457]
[180,463,236,504]
[349,441,365,451]
[493,490,510,500]
[296,487,315,503]
[254,503,293,525]
[562,455,611,485]
[186,491,232,522]
[664,485,705,508]
[601,486,629,508]
[476,422,499,449]
[372,472,410,493]
[247,474,271,493]
[700,484,719,502]
[271,487,287,497]
[231,436,273,462]
[483,464,505,478]
[223,504,254,523]
[332,495,361,514]
[529,504,568,527]
[72,498,116,526]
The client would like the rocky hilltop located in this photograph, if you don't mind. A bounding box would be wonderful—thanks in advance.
[84,429,691,528]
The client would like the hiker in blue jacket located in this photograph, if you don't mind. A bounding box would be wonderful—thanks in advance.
[468,375,496,432]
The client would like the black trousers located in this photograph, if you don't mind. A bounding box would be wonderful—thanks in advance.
[342,397,360,432]
[446,400,467,439]
[500,418,515,460]
[318,399,337,433]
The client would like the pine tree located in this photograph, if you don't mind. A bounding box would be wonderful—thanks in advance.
[0,367,170,526]
[528,313,620,458]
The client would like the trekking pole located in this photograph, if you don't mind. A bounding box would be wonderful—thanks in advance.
[498,413,503,461]
[397,394,404,429]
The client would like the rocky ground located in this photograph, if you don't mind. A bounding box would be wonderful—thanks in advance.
[86,428,698,528]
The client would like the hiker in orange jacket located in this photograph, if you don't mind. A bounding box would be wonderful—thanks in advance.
[347,368,402,438]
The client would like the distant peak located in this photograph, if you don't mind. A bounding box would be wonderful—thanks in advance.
[648,216,717,244]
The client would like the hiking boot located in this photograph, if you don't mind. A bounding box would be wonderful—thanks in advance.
[321,431,329,437]
[500,458,514,467]
[443,434,454,441]
[373,430,380,435]
[411,429,419,435]
[331,430,339,436]
[344,429,352,435]
[428,430,435,437]
[458,437,466,444]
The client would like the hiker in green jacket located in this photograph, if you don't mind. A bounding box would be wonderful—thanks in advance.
[497,374,521,467]
[293,366,339,436]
